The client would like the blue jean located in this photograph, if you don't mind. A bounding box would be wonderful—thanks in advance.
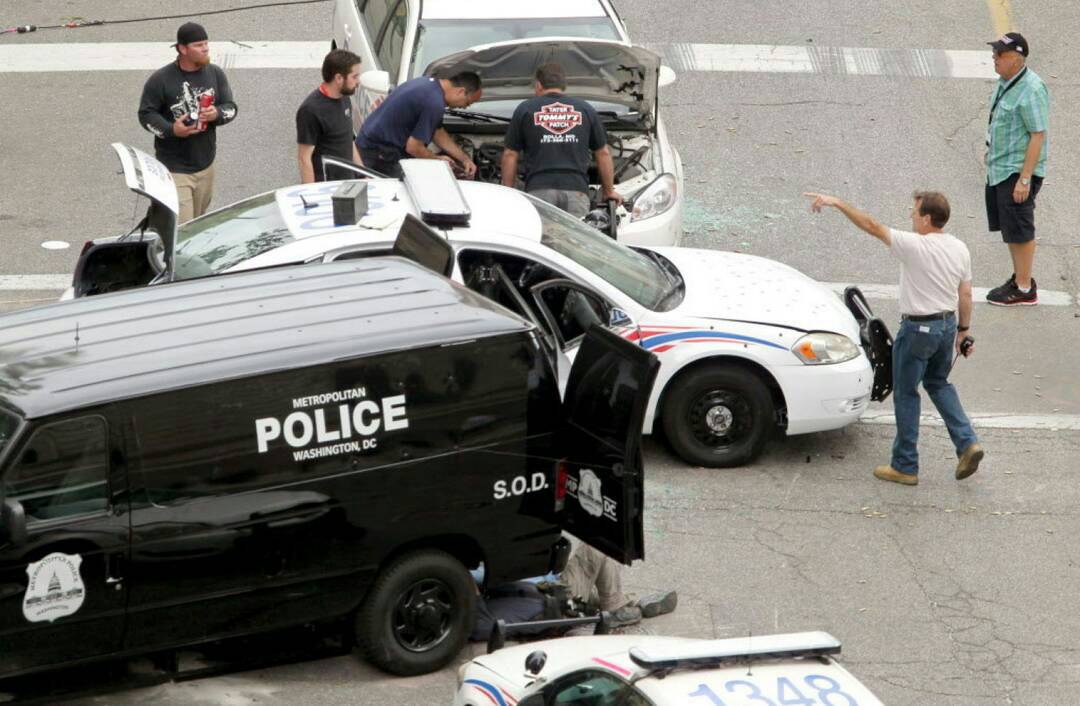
[890,316,978,475]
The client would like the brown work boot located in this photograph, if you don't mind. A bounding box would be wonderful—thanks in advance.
[956,444,984,480]
[873,465,918,485]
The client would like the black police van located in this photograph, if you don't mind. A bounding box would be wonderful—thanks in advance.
[0,258,658,678]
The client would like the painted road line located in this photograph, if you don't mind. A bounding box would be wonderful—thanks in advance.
[861,410,1080,432]
[0,41,997,78]
[0,41,326,72]
[658,44,996,80]
[987,0,1013,38]
[0,275,71,290]
[825,282,1074,307]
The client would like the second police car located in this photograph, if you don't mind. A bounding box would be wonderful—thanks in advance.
[68,145,891,469]
[454,631,884,706]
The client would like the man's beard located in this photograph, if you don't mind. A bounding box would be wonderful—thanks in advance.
[194,53,211,67]
[341,85,357,96]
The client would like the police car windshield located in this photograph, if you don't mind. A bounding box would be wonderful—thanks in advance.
[529,195,676,310]
[173,192,294,281]
[412,17,620,79]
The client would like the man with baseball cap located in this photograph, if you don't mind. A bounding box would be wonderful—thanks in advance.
[983,32,1049,306]
[138,22,238,222]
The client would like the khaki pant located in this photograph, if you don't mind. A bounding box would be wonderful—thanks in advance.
[560,543,629,611]
[172,164,215,223]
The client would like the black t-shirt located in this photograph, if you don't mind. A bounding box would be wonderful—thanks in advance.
[137,62,238,173]
[296,88,356,181]
[505,93,607,193]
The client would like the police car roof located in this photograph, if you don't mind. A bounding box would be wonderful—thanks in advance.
[0,259,532,420]
[249,179,541,269]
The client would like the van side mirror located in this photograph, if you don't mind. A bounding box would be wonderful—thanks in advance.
[1,498,27,546]
[360,70,391,94]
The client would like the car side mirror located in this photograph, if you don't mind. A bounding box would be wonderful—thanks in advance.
[1,498,27,546]
[360,70,391,94]
[658,65,677,88]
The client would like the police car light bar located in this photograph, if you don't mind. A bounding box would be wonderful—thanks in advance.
[628,631,841,670]
[400,158,471,227]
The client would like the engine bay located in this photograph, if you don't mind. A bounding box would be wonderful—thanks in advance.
[449,132,655,191]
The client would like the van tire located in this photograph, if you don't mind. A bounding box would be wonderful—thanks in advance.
[355,550,475,676]
[661,364,773,468]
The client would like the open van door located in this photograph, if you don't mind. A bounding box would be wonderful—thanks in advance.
[558,326,659,565]
[71,144,178,297]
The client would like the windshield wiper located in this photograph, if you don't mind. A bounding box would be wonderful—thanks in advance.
[642,249,684,308]
[444,108,511,124]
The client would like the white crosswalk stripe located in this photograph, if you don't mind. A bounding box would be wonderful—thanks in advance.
[0,41,997,79]
[825,282,1073,307]
[860,410,1080,432]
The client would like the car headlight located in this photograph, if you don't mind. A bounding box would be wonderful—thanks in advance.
[631,173,677,222]
[791,332,860,365]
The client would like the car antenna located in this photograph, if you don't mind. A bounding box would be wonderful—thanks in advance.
[746,630,753,676]
[300,194,317,210]
[74,322,80,353]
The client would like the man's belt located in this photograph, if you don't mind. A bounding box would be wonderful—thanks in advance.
[901,311,954,322]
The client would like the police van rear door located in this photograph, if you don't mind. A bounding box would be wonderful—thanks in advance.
[558,326,659,565]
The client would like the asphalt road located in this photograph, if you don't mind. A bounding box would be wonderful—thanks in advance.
[1,0,1078,704]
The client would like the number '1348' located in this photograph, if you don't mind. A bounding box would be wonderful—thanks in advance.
[688,674,859,706]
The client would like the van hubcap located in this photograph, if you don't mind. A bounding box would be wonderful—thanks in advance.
[393,579,453,652]
[689,389,752,446]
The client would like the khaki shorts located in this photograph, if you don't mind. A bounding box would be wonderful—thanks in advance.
[172,164,216,223]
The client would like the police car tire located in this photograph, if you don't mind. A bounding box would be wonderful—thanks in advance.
[661,365,773,468]
[355,549,476,676]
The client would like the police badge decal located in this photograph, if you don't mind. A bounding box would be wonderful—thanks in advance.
[23,552,86,623]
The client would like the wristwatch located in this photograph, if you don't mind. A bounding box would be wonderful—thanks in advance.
[1020,177,1031,186]
[957,325,970,332]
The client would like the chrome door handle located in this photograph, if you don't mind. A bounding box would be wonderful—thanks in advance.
[105,576,123,585]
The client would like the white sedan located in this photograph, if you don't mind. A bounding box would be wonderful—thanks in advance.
[454,631,883,706]
[331,0,683,247]
[70,146,890,468]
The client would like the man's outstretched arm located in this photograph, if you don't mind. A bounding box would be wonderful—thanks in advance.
[803,192,892,246]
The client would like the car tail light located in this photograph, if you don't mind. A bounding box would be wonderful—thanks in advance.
[555,460,568,511]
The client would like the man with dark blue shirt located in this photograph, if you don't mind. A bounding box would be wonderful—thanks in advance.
[355,72,481,178]
[501,63,621,217]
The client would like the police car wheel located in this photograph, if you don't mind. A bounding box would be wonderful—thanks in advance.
[355,549,476,676]
[662,365,773,468]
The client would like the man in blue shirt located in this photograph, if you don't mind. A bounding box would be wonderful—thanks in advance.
[356,72,481,178]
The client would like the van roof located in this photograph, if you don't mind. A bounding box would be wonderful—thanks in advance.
[0,259,532,419]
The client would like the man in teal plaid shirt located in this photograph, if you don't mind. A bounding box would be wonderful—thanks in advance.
[984,32,1049,306]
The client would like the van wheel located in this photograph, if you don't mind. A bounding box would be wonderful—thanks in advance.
[661,365,774,468]
[355,550,475,676]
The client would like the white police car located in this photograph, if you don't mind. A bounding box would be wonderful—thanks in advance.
[331,0,683,247]
[454,631,883,706]
[68,145,889,468]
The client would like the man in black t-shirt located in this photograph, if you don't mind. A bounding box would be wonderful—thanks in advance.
[501,63,622,217]
[138,22,238,223]
[296,49,363,183]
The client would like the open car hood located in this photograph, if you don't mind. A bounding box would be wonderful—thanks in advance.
[424,38,659,121]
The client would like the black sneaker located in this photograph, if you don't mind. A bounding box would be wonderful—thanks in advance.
[987,277,1037,306]
[985,273,1015,301]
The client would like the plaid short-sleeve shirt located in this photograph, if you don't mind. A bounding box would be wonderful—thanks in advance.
[986,68,1049,186]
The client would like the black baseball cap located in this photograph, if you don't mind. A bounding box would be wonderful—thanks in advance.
[988,32,1029,57]
[174,22,208,47]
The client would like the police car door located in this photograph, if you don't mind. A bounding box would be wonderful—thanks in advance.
[558,327,658,565]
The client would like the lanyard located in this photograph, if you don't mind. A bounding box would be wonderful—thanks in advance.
[988,67,1027,124]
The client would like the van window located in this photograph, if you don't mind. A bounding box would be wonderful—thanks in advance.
[1,417,109,522]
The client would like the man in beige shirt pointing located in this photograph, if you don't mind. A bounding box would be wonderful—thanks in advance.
[805,190,983,485]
